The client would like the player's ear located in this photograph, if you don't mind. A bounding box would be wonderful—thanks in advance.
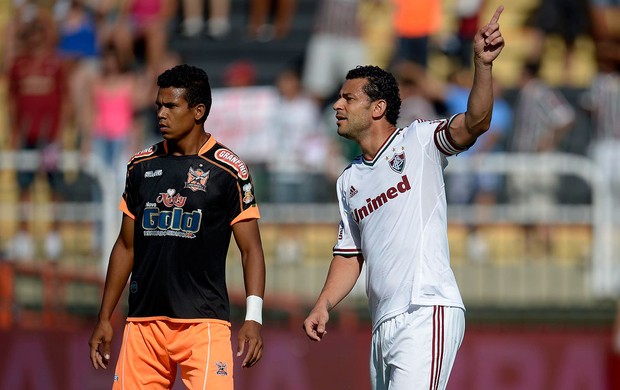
[194,103,207,123]
[372,99,387,120]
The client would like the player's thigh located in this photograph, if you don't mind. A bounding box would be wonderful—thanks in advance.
[389,306,465,390]
[113,322,175,390]
[173,321,234,390]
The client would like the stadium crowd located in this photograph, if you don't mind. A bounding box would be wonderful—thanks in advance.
[0,0,618,291]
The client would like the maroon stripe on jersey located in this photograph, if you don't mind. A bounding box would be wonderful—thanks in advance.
[429,305,445,390]
[433,121,467,156]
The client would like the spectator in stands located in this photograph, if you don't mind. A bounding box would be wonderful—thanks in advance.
[444,0,484,69]
[301,0,367,107]
[508,60,576,257]
[2,0,56,76]
[55,0,101,150]
[103,0,175,73]
[180,0,231,39]
[358,0,394,69]
[589,0,620,68]
[586,0,620,216]
[222,59,258,87]
[7,19,69,261]
[526,0,591,85]
[247,0,296,41]
[583,54,620,201]
[87,44,150,189]
[390,0,442,69]
[587,4,620,349]
[267,66,339,203]
[392,61,438,127]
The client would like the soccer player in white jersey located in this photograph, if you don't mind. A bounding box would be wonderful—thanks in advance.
[303,6,505,390]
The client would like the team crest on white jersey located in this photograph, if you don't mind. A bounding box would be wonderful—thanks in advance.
[185,166,210,192]
[387,147,406,174]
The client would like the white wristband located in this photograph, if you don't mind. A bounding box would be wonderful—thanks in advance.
[245,295,263,324]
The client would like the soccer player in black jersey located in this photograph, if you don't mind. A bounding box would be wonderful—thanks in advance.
[89,64,266,389]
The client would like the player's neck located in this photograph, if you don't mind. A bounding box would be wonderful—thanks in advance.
[168,131,210,156]
[360,125,398,161]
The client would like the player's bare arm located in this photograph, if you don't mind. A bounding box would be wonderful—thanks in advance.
[303,254,364,341]
[232,219,266,367]
[89,214,134,369]
[450,5,505,147]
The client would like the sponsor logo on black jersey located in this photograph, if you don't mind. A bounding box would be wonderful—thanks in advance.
[132,145,156,159]
[144,169,163,178]
[142,207,202,238]
[156,189,187,207]
[142,189,201,238]
[214,148,249,180]
[387,147,406,174]
[185,167,210,192]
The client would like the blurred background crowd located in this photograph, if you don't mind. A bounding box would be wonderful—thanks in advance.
[0,0,620,387]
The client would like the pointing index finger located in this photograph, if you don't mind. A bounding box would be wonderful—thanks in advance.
[489,5,504,24]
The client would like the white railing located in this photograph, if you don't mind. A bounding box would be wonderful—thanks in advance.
[0,151,120,275]
[2,151,616,307]
[444,152,617,298]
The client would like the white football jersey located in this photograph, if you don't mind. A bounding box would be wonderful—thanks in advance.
[333,117,466,330]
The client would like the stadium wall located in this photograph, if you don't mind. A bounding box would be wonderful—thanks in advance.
[0,322,615,390]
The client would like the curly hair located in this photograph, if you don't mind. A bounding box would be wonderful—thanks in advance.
[157,64,212,123]
[345,65,401,126]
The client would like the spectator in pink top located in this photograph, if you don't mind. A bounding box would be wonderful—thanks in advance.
[88,44,150,185]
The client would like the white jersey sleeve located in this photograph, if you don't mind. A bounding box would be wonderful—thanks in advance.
[333,163,363,257]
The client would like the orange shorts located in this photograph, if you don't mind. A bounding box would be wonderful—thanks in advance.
[113,318,233,390]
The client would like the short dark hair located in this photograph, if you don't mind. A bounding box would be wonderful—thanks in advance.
[157,64,212,123]
[345,65,401,126]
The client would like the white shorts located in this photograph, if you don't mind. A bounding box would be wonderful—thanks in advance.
[370,305,465,390]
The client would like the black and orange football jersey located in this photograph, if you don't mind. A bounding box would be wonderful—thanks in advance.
[119,136,260,321]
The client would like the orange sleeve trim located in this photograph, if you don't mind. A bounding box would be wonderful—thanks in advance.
[119,198,136,220]
[126,316,231,326]
[231,205,260,226]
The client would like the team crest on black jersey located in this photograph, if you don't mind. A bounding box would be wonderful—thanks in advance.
[185,166,210,192]
[387,147,406,174]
